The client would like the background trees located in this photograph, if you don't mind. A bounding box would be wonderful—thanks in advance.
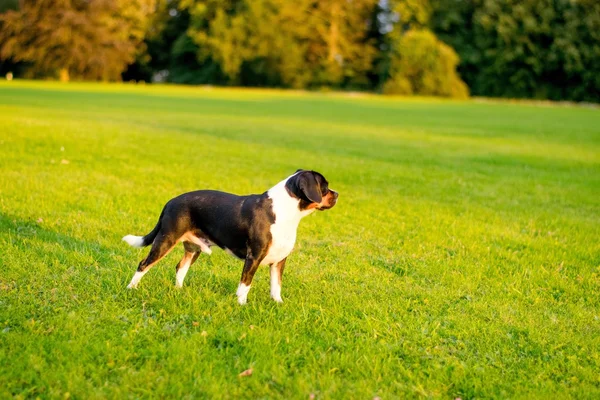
[383,30,469,98]
[0,0,156,81]
[431,0,600,102]
[0,0,598,101]
[181,0,379,89]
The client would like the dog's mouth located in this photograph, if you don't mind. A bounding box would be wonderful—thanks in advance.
[317,190,338,210]
[317,200,337,210]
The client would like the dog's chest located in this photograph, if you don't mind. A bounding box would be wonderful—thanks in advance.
[261,183,313,266]
[261,220,298,265]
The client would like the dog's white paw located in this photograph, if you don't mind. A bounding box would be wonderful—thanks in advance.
[236,283,250,305]
[271,295,283,303]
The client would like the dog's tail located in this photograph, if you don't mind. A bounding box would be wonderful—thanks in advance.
[122,209,164,248]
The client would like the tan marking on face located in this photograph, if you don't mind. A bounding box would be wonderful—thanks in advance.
[316,191,337,209]
[305,202,320,210]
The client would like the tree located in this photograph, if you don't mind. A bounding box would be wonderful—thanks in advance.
[0,0,20,77]
[371,0,467,97]
[182,0,378,89]
[123,0,226,84]
[369,0,434,90]
[548,0,600,102]
[430,0,600,102]
[0,0,17,12]
[383,29,468,97]
[0,0,156,81]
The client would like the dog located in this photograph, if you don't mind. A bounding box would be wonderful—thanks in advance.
[122,170,338,304]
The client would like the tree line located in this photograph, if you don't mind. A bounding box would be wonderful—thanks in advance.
[1,0,598,102]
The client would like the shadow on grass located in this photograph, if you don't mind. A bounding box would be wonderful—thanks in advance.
[0,212,117,263]
[0,212,137,297]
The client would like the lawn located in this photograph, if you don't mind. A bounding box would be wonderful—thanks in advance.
[0,80,599,399]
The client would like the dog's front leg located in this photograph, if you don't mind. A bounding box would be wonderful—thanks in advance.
[236,254,262,305]
[270,258,286,303]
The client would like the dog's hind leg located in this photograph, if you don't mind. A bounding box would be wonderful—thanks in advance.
[175,242,201,288]
[127,232,177,289]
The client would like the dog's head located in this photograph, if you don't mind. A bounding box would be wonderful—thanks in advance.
[285,170,338,211]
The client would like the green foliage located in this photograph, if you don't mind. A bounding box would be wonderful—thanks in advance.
[0,0,17,13]
[383,29,469,98]
[431,0,600,102]
[124,1,228,85]
[183,0,378,89]
[1,80,599,397]
[169,34,227,85]
[1,0,599,101]
[369,0,467,95]
[393,0,431,28]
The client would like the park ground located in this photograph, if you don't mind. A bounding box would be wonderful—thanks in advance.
[0,81,599,398]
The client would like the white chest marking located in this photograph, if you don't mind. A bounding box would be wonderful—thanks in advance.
[262,219,298,265]
[261,175,314,266]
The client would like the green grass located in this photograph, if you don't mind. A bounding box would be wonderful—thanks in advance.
[1,80,599,399]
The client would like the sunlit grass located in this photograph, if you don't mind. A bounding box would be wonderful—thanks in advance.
[1,80,599,398]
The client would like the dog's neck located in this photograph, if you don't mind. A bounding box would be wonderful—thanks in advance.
[267,175,315,224]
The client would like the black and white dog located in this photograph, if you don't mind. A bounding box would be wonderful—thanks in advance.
[122,170,338,304]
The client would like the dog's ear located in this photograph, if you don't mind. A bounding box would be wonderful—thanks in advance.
[298,172,322,204]
[295,169,303,173]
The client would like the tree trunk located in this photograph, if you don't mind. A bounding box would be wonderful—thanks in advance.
[59,68,70,82]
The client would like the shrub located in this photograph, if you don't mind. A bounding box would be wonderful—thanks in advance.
[383,29,469,98]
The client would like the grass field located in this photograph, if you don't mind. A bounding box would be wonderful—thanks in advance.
[1,80,599,399]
